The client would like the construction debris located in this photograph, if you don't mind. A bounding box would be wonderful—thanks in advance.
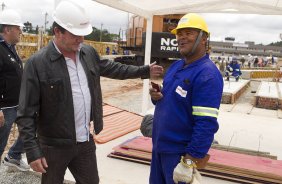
[109,136,282,184]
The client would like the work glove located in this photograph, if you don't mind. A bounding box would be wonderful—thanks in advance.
[227,66,233,72]
[173,156,201,184]
[191,169,202,184]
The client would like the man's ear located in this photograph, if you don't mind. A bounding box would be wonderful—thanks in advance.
[53,27,61,35]
[4,26,11,33]
[201,35,207,45]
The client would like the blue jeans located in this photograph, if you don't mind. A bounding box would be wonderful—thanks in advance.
[0,107,24,160]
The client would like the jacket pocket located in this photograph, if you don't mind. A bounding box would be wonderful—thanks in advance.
[1,78,20,103]
[40,78,64,104]
[0,80,6,99]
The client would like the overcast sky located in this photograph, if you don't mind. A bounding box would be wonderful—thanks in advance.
[3,0,282,45]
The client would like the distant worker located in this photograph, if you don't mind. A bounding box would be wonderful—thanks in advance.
[0,9,30,171]
[106,46,110,55]
[240,56,245,68]
[247,54,253,68]
[214,56,221,70]
[16,1,163,184]
[254,56,259,67]
[219,57,226,76]
[149,13,223,184]
[112,49,117,55]
[225,57,242,82]
[123,49,129,55]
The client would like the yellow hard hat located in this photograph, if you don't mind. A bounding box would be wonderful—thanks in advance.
[171,13,208,35]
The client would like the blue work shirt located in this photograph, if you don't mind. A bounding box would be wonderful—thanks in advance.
[227,63,241,77]
[152,54,223,158]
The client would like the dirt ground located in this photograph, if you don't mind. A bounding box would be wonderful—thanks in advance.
[3,78,277,155]
[3,77,147,155]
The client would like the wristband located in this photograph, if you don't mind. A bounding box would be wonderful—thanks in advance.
[181,156,197,168]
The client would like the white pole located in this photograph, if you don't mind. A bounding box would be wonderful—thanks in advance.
[141,15,153,115]
[54,0,61,7]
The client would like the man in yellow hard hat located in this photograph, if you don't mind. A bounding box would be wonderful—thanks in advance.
[149,13,223,183]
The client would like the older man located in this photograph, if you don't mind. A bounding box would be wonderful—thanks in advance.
[0,9,30,171]
[16,1,163,184]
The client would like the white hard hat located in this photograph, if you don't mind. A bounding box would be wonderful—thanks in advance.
[52,0,93,36]
[0,9,24,27]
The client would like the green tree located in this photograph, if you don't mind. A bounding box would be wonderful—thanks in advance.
[268,41,282,47]
[23,21,32,33]
[85,27,119,42]
[23,22,40,34]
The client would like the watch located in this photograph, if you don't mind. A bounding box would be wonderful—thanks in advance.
[185,159,194,165]
[181,156,197,168]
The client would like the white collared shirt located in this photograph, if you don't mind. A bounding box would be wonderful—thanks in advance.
[53,41,91,142]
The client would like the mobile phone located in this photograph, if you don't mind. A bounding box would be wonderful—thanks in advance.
[151,81,160,92]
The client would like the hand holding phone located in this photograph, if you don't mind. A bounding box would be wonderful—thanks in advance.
[151,81,161,92]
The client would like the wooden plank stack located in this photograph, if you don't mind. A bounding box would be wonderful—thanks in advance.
[109,136,282,184]
[93,104,143,144]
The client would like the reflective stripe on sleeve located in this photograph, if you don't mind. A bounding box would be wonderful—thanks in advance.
[192,106,219,118]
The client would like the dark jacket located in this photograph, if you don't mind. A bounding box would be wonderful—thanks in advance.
[0,36,23,108]
[16,42,150,163]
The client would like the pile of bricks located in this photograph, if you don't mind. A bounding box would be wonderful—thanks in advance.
[255,97,279,110]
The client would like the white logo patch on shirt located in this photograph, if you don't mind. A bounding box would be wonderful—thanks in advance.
[175,85,187,98]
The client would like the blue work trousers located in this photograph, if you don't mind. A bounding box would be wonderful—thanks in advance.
[149,150,187,184]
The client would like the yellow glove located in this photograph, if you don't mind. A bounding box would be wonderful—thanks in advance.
[173,156,196,183]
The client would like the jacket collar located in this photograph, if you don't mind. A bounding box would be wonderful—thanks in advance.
[0,35,15,48]
[48,41,86,62]
[0,35,4,42]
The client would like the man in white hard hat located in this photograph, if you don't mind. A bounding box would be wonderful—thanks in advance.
[16,1,163,183]
[0,9,30,171]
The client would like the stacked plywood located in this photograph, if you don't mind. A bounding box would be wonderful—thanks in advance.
[241,69,282,80]
[93,104,143,144]
[251,70,282,79]
[109,136,282,184]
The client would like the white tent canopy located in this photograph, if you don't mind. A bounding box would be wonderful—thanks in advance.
[93,0,282,17]
[92,0,282,114]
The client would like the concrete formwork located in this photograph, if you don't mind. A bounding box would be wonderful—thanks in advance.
[221,79,250,104]
[254,82,282,110]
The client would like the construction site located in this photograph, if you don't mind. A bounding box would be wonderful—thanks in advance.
[1,0,282,184]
